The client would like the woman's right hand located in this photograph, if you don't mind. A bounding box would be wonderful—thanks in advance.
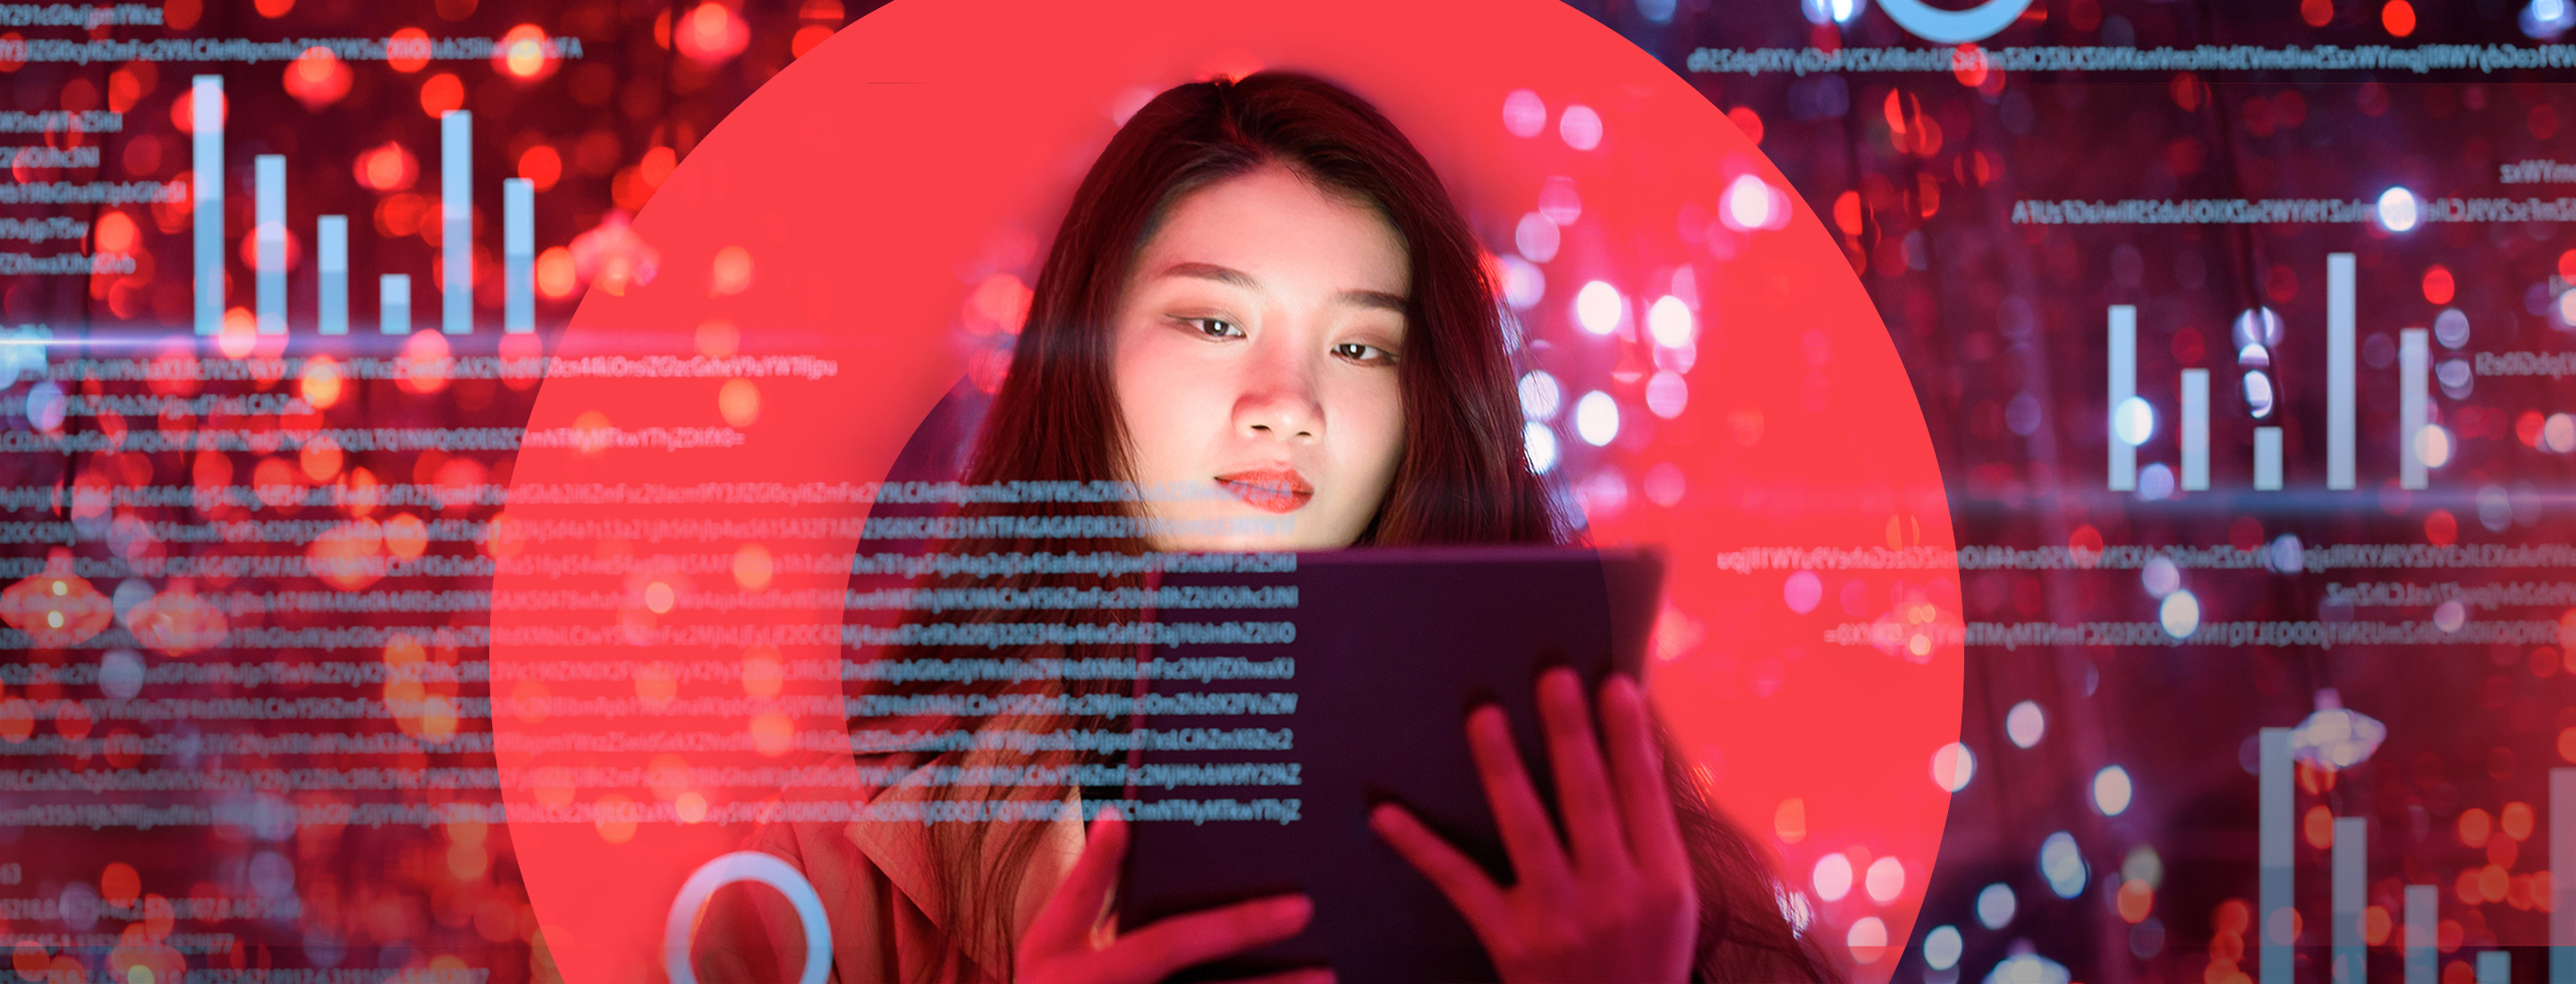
[1015,808,1330,984]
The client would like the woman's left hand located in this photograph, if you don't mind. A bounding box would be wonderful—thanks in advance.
[1368,669,1697,984]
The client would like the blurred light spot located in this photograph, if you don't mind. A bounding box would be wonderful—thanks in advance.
[1522,422,1558,474]
[2291,691,2386,769]
[2005,392,2042,436]
[1811,853,1852,902]
[2093,766,2134,816]
[2377,186,2419,232]
[99,649,142,700]
[1645,371,1689,419]
[1638,0,1676,21]
[2113,396,2155,445]
[1574,281,1623,335]
[1924,925,1963,971]
[1801,0,1863,24]
[1647,295,1695,347]
[1784,571,1823,615]
[1502,89,1546,139]
[1986,952,2072,984]
[1514,212,1560,263]
[2159,589,2200,638]
[2123,844,2165,888]
[1774,797,1807,844]
[2233,306,2284,348]
[1977,882,2016,929]
[1723,174,1775,230]
[2137,462,2176,502]
[1642,462,1685,506]
[1777,886,1815,932]
[643,581,674,615]
[2435,308,2470,348]
[1845,916,1887,963]
[1498,255,1545,310]
[2433,598,2467,632]
[1558,105,1602,149]
[2140,556,2180,598]
[717,378,759,428]
[2039,831,2088,898]
[536,247,578,299]
[1538,175,1582,225]
[1518,371,1562,420]
[1931,741,1975,792]
[1865,856,1905,903]
[2415,424,2453,468]
[2005,700,2046,748]
[1574,391,1619,446]
[23,381,65,429]
[2242,369,2275,417]
[2546,413,2576,453]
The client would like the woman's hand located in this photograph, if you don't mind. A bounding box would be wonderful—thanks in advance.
[1016,808,1332,984]
[1369,670,1697,984]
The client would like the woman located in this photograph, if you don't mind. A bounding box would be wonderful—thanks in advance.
[699,72,1834,983]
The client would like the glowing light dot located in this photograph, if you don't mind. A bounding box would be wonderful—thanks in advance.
[2040,831,2088,899]
[1924,925,1963,971]
[1502,89,1547,139]
[2094,765,2135,816]
[2415,424,2453,468]
[1645,371,1689,420]
[1931,742,1976,792]
[1864,856,1905,903]
[1844,916,1887,963]
[1647,295,1695,347]
[2140,556,2181,598]
[1498,255,1545,310]
[1558,105,1602,150]
[1518,371,1562,420]
[644,581,674,615]
[1574,281,1623,335]
[1574,391,1620,446]
[2377,186,2419,232]
[2160,589,2201,638]
[2006,700,2046,748]
[1514,213,1560,264]
[1522,422,1558,474]
[2114,396,2156,445]
[2546,413,2576,454]
[1811,853,1852,902]
[1977,882,2017,929]
[1723,174,1775,230]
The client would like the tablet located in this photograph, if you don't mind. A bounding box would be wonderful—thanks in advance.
[1114,545,1666,983]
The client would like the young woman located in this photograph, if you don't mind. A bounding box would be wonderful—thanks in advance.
[698,72,1835,984]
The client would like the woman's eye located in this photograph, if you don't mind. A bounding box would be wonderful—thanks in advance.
[1334,342,1395,364]
[1182,317,1241,339]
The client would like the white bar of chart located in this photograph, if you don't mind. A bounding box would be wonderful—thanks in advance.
[442,109,472,335]
[318,216,347,335]
[2181,369,2209,491]
[2332,817,2365,983]
[2327,251,2357,490]
[2400,328,2429,490]
[381,274,411,335]
[2108,304,2137,492]
[2405,884,2436,984]
[254,155,285,335]
[2254,427,2284,490]
[192,75,224,336]
[2260,727,2292,982]
[504,177,534,333]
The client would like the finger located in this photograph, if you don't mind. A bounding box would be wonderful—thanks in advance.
[1538,667,1628,872]
[1107,893,1312,979]
[1599,675,1689,877]
[1368,802,1511,932]
[1211,967,1335,984]
[1023,805,1127,954]
[1464,704,1572,889]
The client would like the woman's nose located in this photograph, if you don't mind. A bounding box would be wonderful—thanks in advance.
[1234,347,1324,442]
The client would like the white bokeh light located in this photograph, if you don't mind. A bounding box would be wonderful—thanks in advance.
[2005,700,2046,749]
[1811,853,1853,902]
[1722,174,1774,230]
[1574,391,1620,446]
[1523,422,1558,474]
[2377,186,2419,232]
[2113,396,2155,446]
[1931,742,1977,792]
[1976,883,2016,929]
[1575,281,1623,335]
[1864,856,1905,903]
[1645,371,1689,420]
[2093,766,2134,816]
[1844,917,1886,961]
[1514,212,1560,264]
[1647,294,1695,347]
[2415,424,2453,469]
[1924,925,1964,971]
[2159,589,2200,639]
[1518,370,1562,420]
[1498,255,1545,310]
[2140,556,2180,598]
[1501,89,1546,139]
[1558,105,1602,150]
[2039,831,2088,899]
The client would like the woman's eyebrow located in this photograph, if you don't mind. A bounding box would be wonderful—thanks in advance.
[1159,262,1406,312]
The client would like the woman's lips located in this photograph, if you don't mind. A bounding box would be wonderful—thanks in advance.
[1214,467,1315,513]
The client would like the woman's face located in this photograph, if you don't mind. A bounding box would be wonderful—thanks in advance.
[1110,165,1410,551]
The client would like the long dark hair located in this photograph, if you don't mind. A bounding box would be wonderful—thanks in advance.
[880,72,1834,982]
